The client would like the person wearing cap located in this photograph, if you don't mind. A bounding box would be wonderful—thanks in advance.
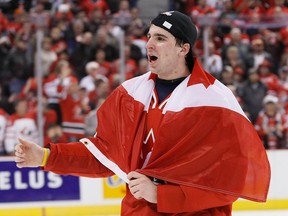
[14,11,270,215]
[255,94,285,150]
[79,61,100,92]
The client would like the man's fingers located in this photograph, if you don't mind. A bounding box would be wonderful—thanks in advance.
[16,162,26,168]
[15,151,25,158]
[15,144,24,154]
[15,156,25,163]
[127,171,144,180]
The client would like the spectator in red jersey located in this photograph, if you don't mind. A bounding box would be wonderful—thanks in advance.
[190,0,217,23]
[52,3,74,27]
[43,60,77,124]
[59,78,90,142]
[258,59,281,94]
[255,94,285,149]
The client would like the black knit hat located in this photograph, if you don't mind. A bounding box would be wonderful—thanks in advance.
[151,11,198,72]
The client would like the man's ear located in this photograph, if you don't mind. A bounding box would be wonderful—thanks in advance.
[180,43,190,56]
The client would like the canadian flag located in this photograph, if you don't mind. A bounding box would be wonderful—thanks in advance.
[81,58,270,202]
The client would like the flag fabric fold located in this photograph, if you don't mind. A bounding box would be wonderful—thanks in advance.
[81,58,270,202]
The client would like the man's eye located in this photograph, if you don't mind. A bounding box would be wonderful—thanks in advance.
[157,37,164,41]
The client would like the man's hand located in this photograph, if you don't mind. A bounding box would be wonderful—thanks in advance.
[127,171,157,203]
[15,138,45,168]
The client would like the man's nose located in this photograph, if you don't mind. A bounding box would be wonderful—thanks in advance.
[146,38,154,50]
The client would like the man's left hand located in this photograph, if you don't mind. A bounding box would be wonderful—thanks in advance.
[127,171,157,203]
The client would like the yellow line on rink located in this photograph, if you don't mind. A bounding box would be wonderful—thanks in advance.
[1,200,288,216]
[233,199,288,210]
[0,208,43,216]
[0,205,121,216]
[46,205,121,216]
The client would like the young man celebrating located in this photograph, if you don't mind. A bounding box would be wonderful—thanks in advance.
[15,11,270,215]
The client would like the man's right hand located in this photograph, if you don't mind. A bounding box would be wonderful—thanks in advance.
[15,138,46,168]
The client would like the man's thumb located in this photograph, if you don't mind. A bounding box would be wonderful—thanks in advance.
[18,137,30,146]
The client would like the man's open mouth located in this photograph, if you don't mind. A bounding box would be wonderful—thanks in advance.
[149,55,158,63]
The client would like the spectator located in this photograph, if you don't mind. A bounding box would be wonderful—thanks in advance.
[222,27,250,67]
[258,59,281,94]
[70,31,95,79]
[237,68,268,124]
[4,99,38,155]
[246,38,273,70]
[220,65,234,86]
[3,38,32,96]
[49,26,68,54]
[88,77,110,110]
[255,94,285,149]
[93,48,114,77]
[35,36,58,77]
[206,41,223,78]
[93,27,119,62]
[59,78,90,142]
[113,0,132,30]
[43,60,76,124]
[79,61,100,92]
[223,46,246,72]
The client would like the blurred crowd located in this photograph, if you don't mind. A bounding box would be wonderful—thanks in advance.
[1,0,288,156]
